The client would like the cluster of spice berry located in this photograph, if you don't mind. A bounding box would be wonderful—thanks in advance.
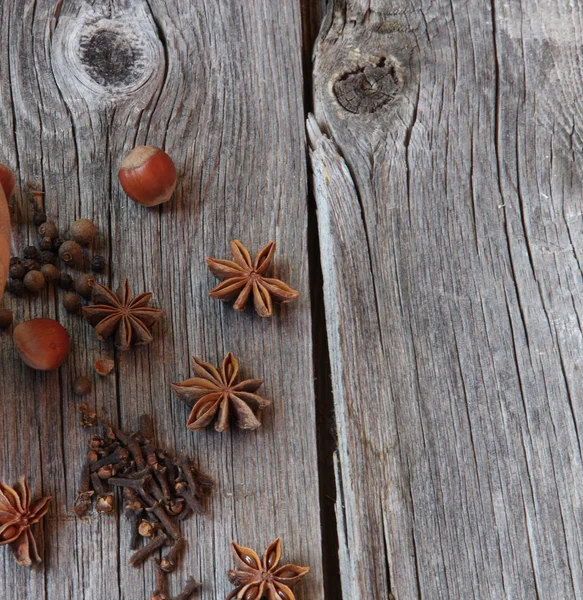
[74,415,211,599]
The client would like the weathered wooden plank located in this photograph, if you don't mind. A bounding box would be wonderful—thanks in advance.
[0,1,323,599]
[311,0,583,598]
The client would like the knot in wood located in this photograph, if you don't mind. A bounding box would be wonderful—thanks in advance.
[333,57,403,114]
[78,20,148,89]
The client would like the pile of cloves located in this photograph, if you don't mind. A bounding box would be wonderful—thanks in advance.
[73,415,210,599]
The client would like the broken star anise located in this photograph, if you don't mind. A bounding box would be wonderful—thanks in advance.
[227,538,309,600]
[0,476,52,567]
[171,352,271,432]
[207,240,300,318]
[82,278,163,351]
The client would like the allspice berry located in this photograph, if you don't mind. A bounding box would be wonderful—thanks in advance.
[13,318,70,370]
[39,236,54,251]
[9,263,25,279]
[0,309,13,329]
[41,264,60,283]
[38,221,58,240]
[59,241,83,267]
[75,274,95,299]
[71,219,96,246]
[119,146,177,207]
[73,375,92,396]
[24,270,46,293]
[63,292,81,313]
[22,258,39,272]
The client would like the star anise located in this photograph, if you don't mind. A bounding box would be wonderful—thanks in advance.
[0,476,52,567]
[82,278,163,351]
[171,352,271,432]
[207,240,300,317]
[227,538,309,600]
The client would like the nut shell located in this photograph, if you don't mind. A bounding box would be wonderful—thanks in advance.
[0,163,15,199]
[13,318,70,370]
[119,146,177,207]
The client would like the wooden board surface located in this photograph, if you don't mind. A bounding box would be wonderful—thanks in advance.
[0,1,323,599]
[311,0,583,598]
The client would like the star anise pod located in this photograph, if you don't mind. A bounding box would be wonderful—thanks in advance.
[171,352,271,432]
[207,240,300,317]
[0,476,52,567]
[82,278,163,351]
[227,538,309,600]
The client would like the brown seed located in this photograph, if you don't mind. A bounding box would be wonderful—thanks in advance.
[41,263,60,283]
[75,274,95,298]
[71,218,97,246]
[73,375,92,396]
[9,263,25,279]
[38,221,58,239]
[0,309,13,329]
[59,241,83,267]
[39,236,54,251]
[94,358,114,376]
[13,318,70,370]
[23,270,46,293]
[63,292,81,313]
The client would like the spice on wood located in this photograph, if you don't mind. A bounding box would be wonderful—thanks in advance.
[172,352,271,432]
[227,538,309,600]
[0,476,52,567]
[207,240,299,317]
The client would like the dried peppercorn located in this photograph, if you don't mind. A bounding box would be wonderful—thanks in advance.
[22,259,39,272]
[24,270,46,293]
[32,212,47,227]
[38,221,58,239]
[23,245,39,260]
[0,309,13,329]
[75,274,95,299]
[39,236,54,251]
[73,376,92,396]
[39,251,57,265]
[52,237,63,250]
[58,272,73,290]
[9,263,25,280]
[41,264,60,283]
[7,279,25,296]
[10,257,21,266]
[90,255,106,273]
[63,293,81,313]
[59,241,83,267]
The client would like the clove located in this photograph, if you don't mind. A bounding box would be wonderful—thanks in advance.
[172,577,201,600]
[72,462,94,518]
[151,563,169,600]
[91,473,114,514]
[159,537,186,574]
[129,531,167,568]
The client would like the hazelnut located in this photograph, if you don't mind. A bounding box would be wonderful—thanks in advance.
[63,292,81,313]
[73,375,92,396]
[9,263,25,280]
[94,358,114,376]
[13,318,70,370]
[118,146,177,207]
[0,309,13,329]
[59,241,83,267]
[24,270,46,293]
[41,264,60,283]
[38,221,58,239]
[71,218,97,245]
[75,274,95,299]
[0,163,15,199]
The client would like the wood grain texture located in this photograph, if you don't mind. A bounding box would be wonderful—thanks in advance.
[311,0,583,598]
[0,1,323,599]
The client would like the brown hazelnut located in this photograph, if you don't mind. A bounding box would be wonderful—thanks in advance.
[63,292,81,313]
[23,270,46,293]
[118,146,177,207]
[0,163,15,199]
[0,309,13,329]
[71,218,97,246]
[13,318,70,370]
[73,375,92,396]
[75,274,96,299]
[59,241,83,267]
[41,264,60,283]
[38,221,58,240]
[94,358,114,376]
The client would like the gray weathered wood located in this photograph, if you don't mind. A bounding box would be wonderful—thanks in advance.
[311,0,583,598]
[0,1,323,598]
